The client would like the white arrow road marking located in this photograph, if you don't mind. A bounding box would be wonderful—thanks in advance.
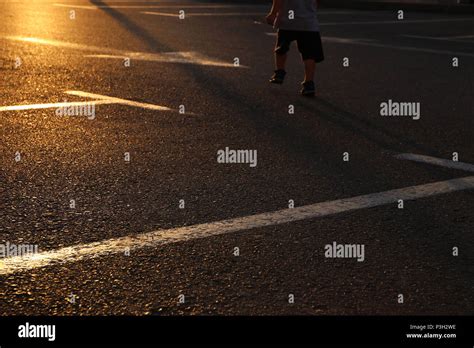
[0,100,114,112]
[396,153,474,173]
[1,174,473,275]
[0,91,176,112]
[65,91,173,111]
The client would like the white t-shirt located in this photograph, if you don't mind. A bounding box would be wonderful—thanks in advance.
[275,0,320,32]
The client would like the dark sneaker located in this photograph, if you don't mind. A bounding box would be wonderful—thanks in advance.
[301,80,316,96]
[269,69,286,84]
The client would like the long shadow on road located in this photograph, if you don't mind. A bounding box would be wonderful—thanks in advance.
[88,0,469,180]
[90,0,169,52]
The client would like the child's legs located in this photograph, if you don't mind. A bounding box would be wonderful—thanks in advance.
[296,31,324,82]
[275,52,287,70]
[274,30,293,70]
[303,59,316,83]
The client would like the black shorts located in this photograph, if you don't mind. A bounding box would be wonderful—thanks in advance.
[275,30,324,62]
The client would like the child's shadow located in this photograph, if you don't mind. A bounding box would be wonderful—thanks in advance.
[293,94,435,156]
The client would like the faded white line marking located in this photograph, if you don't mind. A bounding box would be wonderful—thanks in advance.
[403,34,474,44]
[50,4,404,16]
[53,3,98,10]
[317,10,388,15]
[441,34,474,39]
[266,33,374,43]
[6,36,124,55]
[347,40,474,58]
[84,52,241,67]
[1,175,473,275]
[53,3,268,10]
[141,11,180,17]
[266,32,369,43]
[321,18,474,26]
[4,36,240,68]
[142,11,265,17]
[264,33,474,58]
[396,153,474,173]
[324,36,374,44]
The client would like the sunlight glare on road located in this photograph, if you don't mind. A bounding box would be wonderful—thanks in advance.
[10,1,60,38]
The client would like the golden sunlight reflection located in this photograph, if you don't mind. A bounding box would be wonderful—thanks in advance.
[11,1,60,38]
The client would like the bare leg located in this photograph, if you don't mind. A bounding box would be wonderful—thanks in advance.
[275,53,287,70]
[303,59,316,82]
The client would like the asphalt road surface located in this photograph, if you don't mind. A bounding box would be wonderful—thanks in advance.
[0,0,473,315]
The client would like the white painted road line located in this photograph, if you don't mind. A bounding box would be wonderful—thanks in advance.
[84,52,242,68]
[142,11,265,17]
[264,33,474,58]
[53,3,98,10]
[65,91,173,111]
[317,10,389,15]
[1,175,473,275]
[396,153,474,173]
[321,39,474,58]
[324,37,376,44]
[321,18,474,26]
[6,36,125,55]
[53,3,268,10]
[266,33,370,43]
[142,10,390,19]
[0,100,114,112]
[403,34,474,44]
[4,36,240,68]
[441,34,474,39]
[141,11,180,18]
[53,3,367,14]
